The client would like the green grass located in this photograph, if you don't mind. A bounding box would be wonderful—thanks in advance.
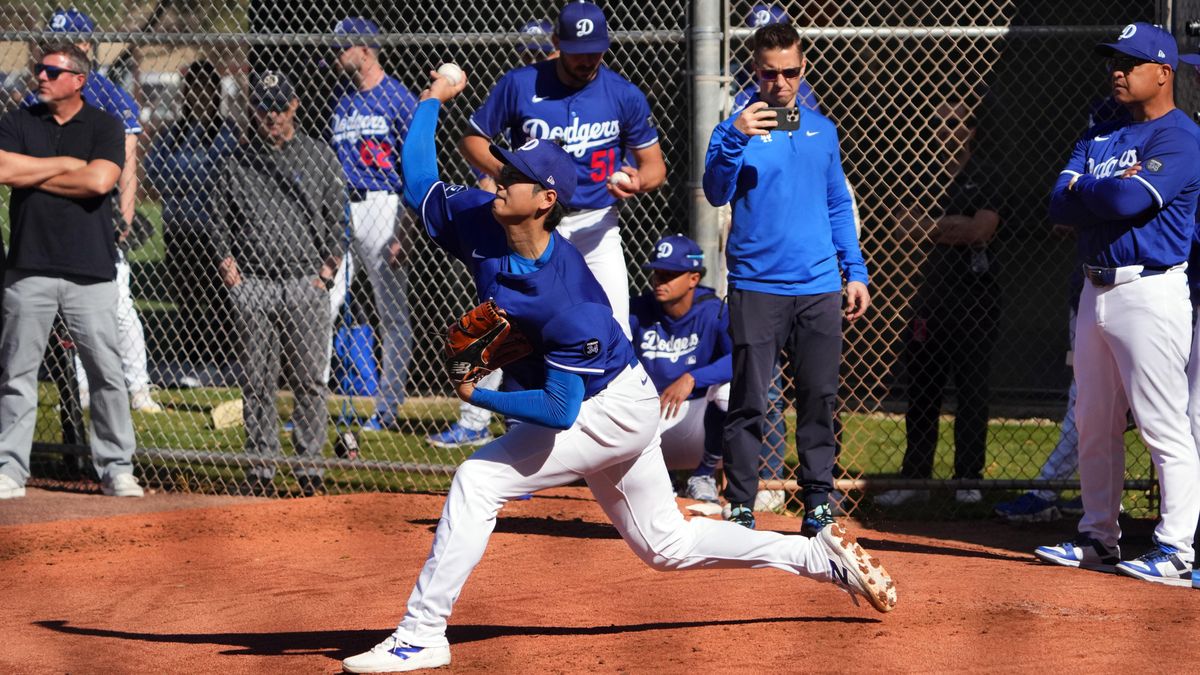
[30,386,1157,515]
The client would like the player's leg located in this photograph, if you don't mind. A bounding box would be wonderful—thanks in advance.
[351,194,412,427]
[326,235,353,385]
[281,279,331,491]
[59,277,141,495]
[658,398,705,470]
[1105,274,1198,573]
[951,280,998,484]
[786,292,842,514]
[0,274,65,490]
[230,279,283,486]
[723,289,790,523]
[384,366,660,651]
[583,368,895,611]
[557,207,631,338]
[1048,282,1127,563]
[113,253,157,411]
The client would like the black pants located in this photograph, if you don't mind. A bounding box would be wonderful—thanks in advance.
[900,274,999,480]
[723,289,842,510]
[164,225,233,365]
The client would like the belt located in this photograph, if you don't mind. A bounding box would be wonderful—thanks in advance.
[348,188,392,202]
[1083,264,1172,288]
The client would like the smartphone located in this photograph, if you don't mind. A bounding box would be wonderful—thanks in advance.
[765,106,801,132]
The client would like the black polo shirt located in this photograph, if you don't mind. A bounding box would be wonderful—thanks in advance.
[0,102,124,280]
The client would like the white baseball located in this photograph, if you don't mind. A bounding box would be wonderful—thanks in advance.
[609,170,632,187]
[436,63,464,86]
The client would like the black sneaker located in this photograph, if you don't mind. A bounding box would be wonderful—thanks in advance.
[235,474,277,497]
[298,474,325,498]
[801,503,835,537]
[725,503,756,529]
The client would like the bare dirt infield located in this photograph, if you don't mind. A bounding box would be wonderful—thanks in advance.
[2,487,1197,674]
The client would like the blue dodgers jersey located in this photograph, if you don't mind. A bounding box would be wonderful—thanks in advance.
[330,75,419,191]
[24,71,141,134]
[629,287,732,399]
[418,181,636,397]
[469,61,659,210]
[1062,108,1200,267]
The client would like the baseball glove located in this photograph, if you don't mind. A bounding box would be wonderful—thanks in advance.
[445,299,533,384]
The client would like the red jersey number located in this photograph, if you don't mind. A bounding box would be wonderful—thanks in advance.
[589,148,618,182]
[359,139,395,169]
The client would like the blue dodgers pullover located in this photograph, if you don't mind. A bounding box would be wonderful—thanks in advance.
[703,107,868,295]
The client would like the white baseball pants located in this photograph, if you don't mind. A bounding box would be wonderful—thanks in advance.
[75,254,152,397]
[393,362,834,648]
[1074,269,1199,560]
[556,205,630,338]
[659,383,729,470]
[329,191,412,421]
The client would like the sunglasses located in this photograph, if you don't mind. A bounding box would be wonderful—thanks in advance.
[34,63,83,80]
[757,67,802,81]
[1106,55,1153,73]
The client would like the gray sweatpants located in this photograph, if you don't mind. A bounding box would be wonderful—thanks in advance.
[230,277,330,479]
[0,271,137,485]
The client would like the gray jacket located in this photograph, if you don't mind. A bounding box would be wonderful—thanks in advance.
[211,132,346,279]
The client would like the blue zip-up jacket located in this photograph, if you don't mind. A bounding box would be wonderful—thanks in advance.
[703,104,867,295]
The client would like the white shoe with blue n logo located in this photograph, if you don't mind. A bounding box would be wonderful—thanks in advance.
[342,635,451,673]
[816,523,897,613]
[1115,539,1193,587]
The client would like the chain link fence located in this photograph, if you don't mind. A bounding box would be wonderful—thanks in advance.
[0,0,1173,518]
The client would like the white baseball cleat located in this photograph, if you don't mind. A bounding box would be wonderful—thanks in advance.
[816,523,897,613]
[343,635,451,673]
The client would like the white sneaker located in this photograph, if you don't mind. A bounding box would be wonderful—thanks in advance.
[342,635,451,673]
[130,388,163,413]
[0,474,26,499]
[684,474,719,503]
[753,488,787,513]
[815,523,897,613]
[101,472,144,498]
[955,489,983,504]
[873,489,929,507]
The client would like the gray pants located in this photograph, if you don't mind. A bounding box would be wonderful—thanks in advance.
[0,272,137,485]
[230,277,330,478]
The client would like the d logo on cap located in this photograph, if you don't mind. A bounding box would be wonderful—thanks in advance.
[1119,24,1137,40]
[575,18,594,36]
[519,139,540,151]
[656,242,674,258]
[51,14,67,29]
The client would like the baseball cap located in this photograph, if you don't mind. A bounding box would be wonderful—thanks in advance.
[250,71,296,112]
[518,19,555,52]
[643,234,705,272]
[746,4,789,27]
[49,8,95,33]
[1095,22,1178,68]
[556,2,610,55]
[489,139,578,205]
[333,16,382,49]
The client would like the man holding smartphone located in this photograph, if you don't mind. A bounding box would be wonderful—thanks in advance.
[703,22,868,532]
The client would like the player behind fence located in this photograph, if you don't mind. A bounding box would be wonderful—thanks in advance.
[340,67,895,675]
[629,234,730,502]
